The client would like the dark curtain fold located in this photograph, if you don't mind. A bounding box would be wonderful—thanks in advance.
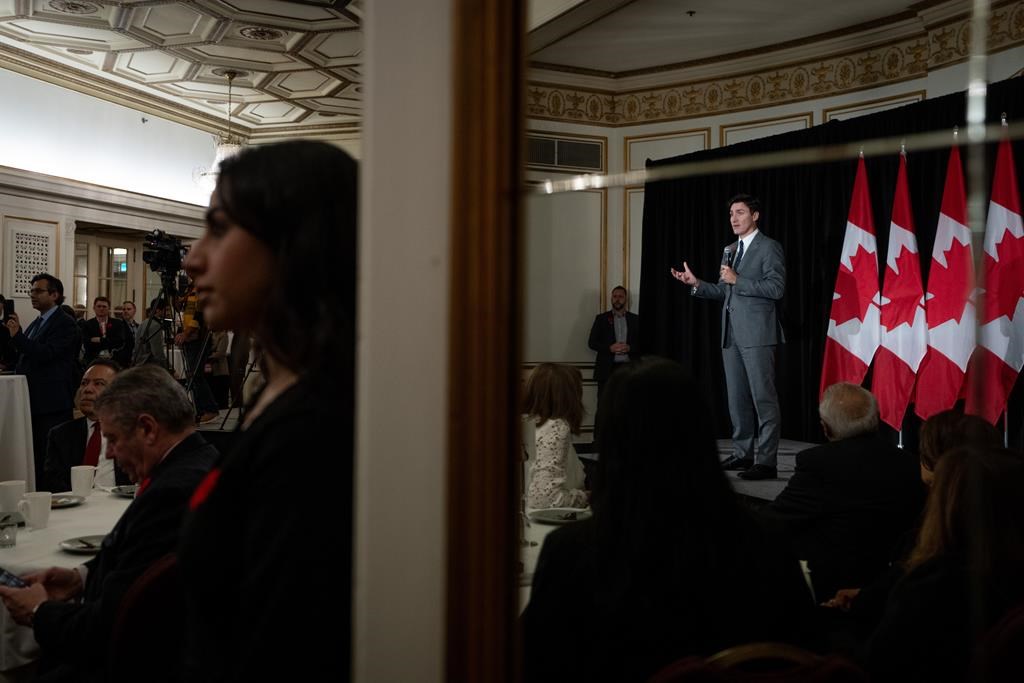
[639,76,1024,445]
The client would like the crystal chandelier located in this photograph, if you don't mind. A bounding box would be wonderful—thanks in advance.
[194,70,246,190]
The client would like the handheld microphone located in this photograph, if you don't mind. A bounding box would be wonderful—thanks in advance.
[721,246,734,268]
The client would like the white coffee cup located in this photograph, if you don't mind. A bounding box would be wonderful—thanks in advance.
[70,466,96,498]
[0,480,26,513]
[18,492,51,530]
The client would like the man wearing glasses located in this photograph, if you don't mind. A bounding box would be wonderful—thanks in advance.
[4,273,81,485]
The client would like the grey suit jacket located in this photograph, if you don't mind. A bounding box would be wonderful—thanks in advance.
[694,232,786,348]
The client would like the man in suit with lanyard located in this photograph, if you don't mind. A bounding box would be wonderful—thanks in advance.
[671,194,785,480]
[4,273,80,485]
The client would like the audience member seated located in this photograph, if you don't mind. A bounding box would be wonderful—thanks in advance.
[917,409,1002,487]
[44,359,132,493]
[0,365,217,682]
[522,363,588,509]
[864,446,1024,682]
[822,410,1002,626]
[761,383,924,601]
[522,358,816,683]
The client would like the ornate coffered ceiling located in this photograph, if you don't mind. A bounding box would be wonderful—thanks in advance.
[0,0,362,141]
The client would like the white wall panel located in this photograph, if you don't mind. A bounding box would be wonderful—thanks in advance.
[525,189,605,364]
[720,112,813,147]
[624,128,710,171]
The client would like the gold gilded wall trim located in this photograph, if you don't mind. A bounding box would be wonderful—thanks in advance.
[719,112,814,148]
[623,127,712,175]
[525,4,1024,127]
[823,90,927,121]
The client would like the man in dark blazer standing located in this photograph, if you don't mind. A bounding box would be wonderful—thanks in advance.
[761,383,924,601]
[44,359,131,493]
[81,296,128,366]
[5,273,81,486]
[0,365,217,683]
[588,286,640,399]
[671,194,785,480]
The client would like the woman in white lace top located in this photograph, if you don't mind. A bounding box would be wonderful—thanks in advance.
[523,363,588,509]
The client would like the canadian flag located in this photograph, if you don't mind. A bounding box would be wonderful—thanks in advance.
[872,153,927,429]
[915,145,976,420]
[965,133,1024,423]
[821,156,881,397]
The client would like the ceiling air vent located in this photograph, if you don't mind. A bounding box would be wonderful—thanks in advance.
[526,134,604,173]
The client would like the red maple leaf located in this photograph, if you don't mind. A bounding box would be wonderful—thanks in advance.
[982,230,1024,323]
[881,247,923,328]
[831,244,878,325]
[926,240,974,326]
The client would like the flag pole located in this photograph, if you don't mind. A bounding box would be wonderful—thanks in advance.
[1004,409,1009,448]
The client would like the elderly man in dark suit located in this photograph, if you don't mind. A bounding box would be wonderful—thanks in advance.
[587,286,640,398]
[671,194,786,480]
[0,365,217,683]
[762,382,924,601]
[44,359,132,493]
[4,273,81,486]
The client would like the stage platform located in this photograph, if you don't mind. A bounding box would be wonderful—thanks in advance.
[718,438,818,505]
[576,438,819,506]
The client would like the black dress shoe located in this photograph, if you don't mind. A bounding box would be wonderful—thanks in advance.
[737,464,778,480]
[721,456,754,471]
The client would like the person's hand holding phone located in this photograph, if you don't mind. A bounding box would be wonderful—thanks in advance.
[23,567,83,602]
[5,312,20,338]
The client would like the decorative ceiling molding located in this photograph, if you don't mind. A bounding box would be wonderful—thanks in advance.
[0,0,363,140]
[526,2,1024,127]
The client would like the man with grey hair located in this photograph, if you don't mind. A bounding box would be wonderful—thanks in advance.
[763,382,924,601]
[0,365,217,681]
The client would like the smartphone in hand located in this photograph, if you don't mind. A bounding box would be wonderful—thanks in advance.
[0,567,27,589]
[1,299,13,323]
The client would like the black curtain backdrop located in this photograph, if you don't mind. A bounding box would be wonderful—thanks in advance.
[639,76,1024,447]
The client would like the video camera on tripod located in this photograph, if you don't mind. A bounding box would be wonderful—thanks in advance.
[142,229,189,296]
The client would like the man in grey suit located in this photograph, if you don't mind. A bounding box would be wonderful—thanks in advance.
[671,194,785,480]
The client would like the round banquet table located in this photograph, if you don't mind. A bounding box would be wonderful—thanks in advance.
[0,490,131,673]
[0,375,35,491]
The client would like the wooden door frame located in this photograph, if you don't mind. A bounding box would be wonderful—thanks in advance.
[447,0,526,681]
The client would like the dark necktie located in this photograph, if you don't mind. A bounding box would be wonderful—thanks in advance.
[734,240,745,271]
[83,423,101,467]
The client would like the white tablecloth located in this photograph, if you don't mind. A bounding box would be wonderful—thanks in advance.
[0,491,131,672]
[0,376,34,492]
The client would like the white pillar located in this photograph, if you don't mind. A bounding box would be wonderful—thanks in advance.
[355,2,452,681]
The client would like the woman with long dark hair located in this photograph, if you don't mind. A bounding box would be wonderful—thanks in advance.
[865,446,1024,682]
[179,140,356,680]
[522,358,814,682]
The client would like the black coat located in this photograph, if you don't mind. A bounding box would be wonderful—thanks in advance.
[522,515,817,683]
[179,379,352,681]
[33,432,217,682]
[81,318,128,366]
[587,311,640,383]
[11,309,80,415]
[762,432,925,600]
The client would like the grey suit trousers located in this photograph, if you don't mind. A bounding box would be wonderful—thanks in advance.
[723,322,779,467]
